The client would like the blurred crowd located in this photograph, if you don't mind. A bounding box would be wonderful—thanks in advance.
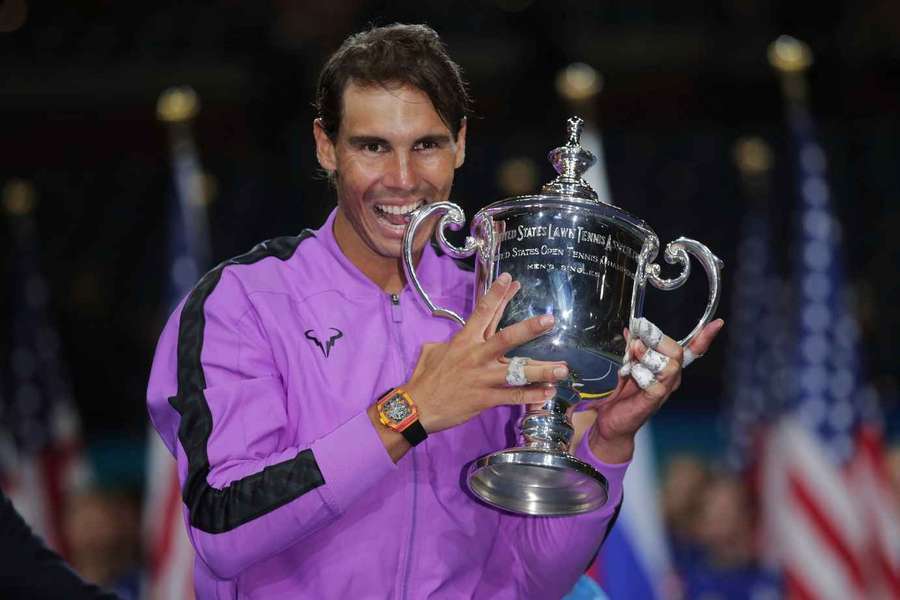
[660,446,900,600]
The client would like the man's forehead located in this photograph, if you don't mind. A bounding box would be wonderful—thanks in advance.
[338,80,452,137]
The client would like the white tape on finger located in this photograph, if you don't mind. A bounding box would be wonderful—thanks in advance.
[631,363,657,390]
[641,348,670,374]
[506,356,530,386]
[683,347,702,368]
[633,317,663,349]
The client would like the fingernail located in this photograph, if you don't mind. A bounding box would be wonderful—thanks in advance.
[498,272,511,284]
[553,366,568,378]
[544,387,556,399]
[540,315,555,327]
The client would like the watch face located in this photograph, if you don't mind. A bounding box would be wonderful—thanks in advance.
[383,395,412,423]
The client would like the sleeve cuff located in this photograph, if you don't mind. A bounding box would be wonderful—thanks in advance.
[573,430,630,516]
[310,409,397,515]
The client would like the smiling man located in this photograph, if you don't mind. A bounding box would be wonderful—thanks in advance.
[147,23,721,599]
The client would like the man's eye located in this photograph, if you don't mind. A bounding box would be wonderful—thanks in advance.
[361,143,387,153]
[415,140,440,151]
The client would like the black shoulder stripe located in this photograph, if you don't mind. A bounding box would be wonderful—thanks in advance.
[168,230,325,534]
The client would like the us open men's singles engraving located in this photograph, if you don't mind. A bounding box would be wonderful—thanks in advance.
[498,223,637,280]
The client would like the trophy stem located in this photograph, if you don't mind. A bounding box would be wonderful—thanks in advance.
[518,383,579,453]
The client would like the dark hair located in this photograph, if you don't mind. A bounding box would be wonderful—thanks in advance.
[315,23,471,140]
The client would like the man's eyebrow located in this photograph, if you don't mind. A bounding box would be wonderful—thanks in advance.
[416,134,452,145]
[348,136,390,146]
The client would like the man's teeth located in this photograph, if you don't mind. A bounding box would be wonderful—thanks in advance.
[376,201,422,215]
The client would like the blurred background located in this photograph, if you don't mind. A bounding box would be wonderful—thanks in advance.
[1,1,899,599]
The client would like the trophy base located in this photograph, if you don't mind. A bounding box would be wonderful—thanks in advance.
[467,448,608,516]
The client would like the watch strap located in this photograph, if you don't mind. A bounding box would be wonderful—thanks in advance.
[401,419,427,447]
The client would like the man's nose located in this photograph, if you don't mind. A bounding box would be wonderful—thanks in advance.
[383,151,418,191]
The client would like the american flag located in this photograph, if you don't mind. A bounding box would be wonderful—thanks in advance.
[1,179,90,554]
[756,104,900,598]
[723,142,790,473]
[142,91,210,600]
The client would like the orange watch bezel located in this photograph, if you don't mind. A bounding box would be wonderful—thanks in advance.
[376,388,419,432]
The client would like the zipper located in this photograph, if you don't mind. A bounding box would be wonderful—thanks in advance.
[390,293,403,323]
[388,292,418,600]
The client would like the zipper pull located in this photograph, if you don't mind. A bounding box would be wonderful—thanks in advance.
[390,293,403,323]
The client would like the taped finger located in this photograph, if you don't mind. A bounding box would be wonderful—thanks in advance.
[683,347,702,367]
[632,317,664,349]
[640,348,670,375]
[631,363,657,390]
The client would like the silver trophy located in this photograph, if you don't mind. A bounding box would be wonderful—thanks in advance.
[402,117,723,516]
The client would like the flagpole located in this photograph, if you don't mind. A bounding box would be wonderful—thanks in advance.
[768,35,813,109]
[156,86,211,278]
[142,86,209,600]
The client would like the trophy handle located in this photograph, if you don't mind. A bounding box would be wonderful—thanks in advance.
[646,237,724,347]
[402,201,479,327]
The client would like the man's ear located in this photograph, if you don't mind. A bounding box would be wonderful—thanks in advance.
[454,117,467,169]
[313,118,337,172]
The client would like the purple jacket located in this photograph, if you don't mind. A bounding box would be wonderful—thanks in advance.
[147,209,628,599]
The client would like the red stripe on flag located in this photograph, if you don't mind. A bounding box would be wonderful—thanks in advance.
[150,465,183,577]
[784,568,817,600]
[877,548,900,598]
[787,471,866,593]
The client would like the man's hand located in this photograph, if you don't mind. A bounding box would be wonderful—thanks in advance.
[403,272,569,434]
[586,318,725,464]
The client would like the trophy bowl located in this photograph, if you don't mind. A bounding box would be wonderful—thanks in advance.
[403,117,723,516]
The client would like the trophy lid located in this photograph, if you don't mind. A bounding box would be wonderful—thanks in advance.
[541,116,601,202]
[479,116,655,242]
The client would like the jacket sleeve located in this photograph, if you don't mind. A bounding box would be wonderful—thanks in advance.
[485,430,628,599]
[146,270,397,580]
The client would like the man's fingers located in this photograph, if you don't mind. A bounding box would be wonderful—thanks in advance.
[630,339,682,382]
[684,319,725,367]
[491,384,556,407]
[639,348,669,375]
[491,359,568,385]
[481,313,555,358]
[466,272,513,336]
[485,280,521,339]
[631,317,683,361]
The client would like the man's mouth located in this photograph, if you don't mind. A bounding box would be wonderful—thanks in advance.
[374,200,425,228]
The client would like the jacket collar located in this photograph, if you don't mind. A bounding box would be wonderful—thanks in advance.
[312,207,449,296]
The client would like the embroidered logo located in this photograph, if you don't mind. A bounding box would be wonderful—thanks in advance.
[304,328,343,358]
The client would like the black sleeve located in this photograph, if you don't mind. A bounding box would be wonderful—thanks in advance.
[0,488,120,600]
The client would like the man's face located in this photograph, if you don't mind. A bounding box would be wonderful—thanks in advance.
[314,81,466,261]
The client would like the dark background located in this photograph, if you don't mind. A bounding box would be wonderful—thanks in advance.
[2,0,899,473]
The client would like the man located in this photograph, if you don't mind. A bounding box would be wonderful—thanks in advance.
[147,23,722,598]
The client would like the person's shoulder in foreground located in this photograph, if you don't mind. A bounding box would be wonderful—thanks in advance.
[0,488,120,600]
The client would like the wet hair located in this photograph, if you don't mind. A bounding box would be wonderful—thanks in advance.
[315,23,471,140]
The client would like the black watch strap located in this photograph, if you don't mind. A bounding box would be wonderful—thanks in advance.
[401,420,427,447]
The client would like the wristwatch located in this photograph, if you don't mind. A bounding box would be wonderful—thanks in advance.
[375,388,428,447]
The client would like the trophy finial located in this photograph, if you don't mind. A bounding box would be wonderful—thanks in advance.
[541,116,599,201]
[567,116,584,146]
